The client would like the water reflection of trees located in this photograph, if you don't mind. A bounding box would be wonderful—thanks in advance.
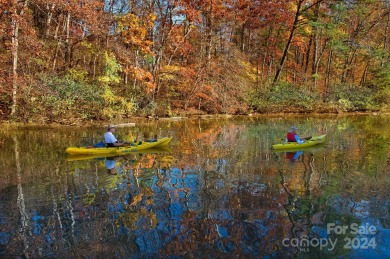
[1,115,390,257]
[3,153,292,256]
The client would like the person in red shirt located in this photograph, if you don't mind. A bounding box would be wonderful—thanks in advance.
[286,126,304,143]
[286,150,303,161]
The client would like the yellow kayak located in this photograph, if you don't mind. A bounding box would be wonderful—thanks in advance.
[272,134,326,150]
[65,137,172,155]
[66,146,172,161]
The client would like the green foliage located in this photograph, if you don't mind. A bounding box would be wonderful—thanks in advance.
[83,193,96,205]
[67,68,88,82]
[337,98,353,111]
[98,52,121,84]
[248,82,325,113]
[138,101,158,116]
[373,88,390,105]
[330,84,378,111]
[102,87,136,119]
[23,76,137,121]
[268,82,317,108]
[29,76,104,120]
[144,54,154,65]
[43,76,101,102]
[366,63,390,90]
[247,88,269,112]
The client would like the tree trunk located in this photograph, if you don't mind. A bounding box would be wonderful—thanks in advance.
[240,23,245,52]
[93,55,97,80]
[261,53,267,81]
[205,1,213,65]
[341,49,356,84]
[305,35,312,73]
[273,0,326,85]
[13,135,30,252]
[325,48,333,97]
[273,0,304,85]
[51,15,61,71]
[311,3,320,90]
[382,12,389,67]
[64,11,71,65]
[10,0,29,118]
[124,62,128,84]
[360,62,369,86]
[45,3,55,38]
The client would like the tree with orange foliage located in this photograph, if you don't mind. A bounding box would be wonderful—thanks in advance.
[273,0,326,85]
[116,12,157,96]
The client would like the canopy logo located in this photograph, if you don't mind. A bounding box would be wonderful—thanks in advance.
[282,223,377,252]
[282,234,336,252]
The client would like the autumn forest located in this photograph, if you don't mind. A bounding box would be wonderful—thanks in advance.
[1,0,389,123]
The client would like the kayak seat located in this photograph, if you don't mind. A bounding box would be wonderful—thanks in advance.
[93,142,106,148]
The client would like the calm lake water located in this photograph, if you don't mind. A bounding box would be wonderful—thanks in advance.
[1,115,389,258]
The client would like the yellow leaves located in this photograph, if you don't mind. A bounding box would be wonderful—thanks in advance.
[157,65,198,95]
[288,1,298,12]
[116,12,155,55]
[97,76,110,83]
[67,68,88,82]
[102,87,116,104]
[238,60,257,83]
[101,87,136,118]
[146,13,157,27]
[158,155,176,168]
[158,65,182,81]
[130,193,143,206]
[303,24,312,34]
[116,13,146,43]
[287,1,306,24]
[158,73,175,81]
[80,41,94,50]
[98,52,121,84]
[161,65,182,73]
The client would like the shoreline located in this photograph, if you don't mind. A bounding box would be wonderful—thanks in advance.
[1,111,389,128]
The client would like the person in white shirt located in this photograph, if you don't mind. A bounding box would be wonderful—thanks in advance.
[104,125,125,147]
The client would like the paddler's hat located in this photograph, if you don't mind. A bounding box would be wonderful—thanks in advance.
[107,124,115,130]
[288,126,297,132]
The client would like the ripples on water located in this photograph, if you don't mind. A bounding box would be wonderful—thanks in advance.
[0,115,389,258]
